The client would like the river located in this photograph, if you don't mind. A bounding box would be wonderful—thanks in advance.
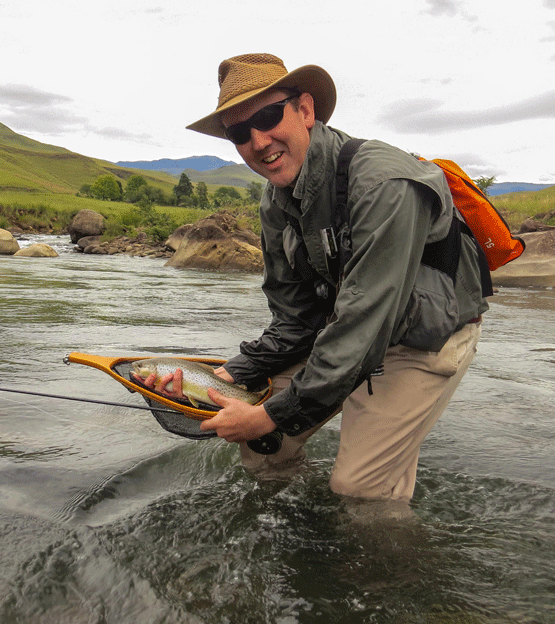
[0,234,554,624]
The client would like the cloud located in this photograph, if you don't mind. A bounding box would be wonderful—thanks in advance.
[544,0,555,8]
[446,154,506,179]
[0,83,87,133]
[0,84,72,107]
[92,126,161,145]
[379,90,555,133]
[0,83,156,145]
[423,0,458,17]
[541,20,555,41]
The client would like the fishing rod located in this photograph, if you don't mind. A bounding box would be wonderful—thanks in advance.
[0,384,284,454]
[0,386,182,414]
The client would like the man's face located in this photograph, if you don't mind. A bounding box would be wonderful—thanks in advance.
[220,89,315,188]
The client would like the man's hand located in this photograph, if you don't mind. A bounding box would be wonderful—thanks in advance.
[213,366,235,383]
[135,364,233,398]
[199,387,276,443]
[135,363,274,443]
[136,367,185,399]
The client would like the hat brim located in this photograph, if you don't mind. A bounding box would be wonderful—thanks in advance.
[186,64,337,140]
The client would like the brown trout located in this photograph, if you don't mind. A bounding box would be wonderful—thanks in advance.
[131,358,266,408]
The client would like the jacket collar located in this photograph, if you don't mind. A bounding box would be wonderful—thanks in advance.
[269,121,338,217]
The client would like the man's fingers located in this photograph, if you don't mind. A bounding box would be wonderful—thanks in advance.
[172,368,184,398]
[199,415,219,431]
[151,370,183,397]
[154,373,172,393]
[207,387,229,407]
[213,367,235,383]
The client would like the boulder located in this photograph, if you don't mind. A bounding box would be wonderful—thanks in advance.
[492,230,555,288]
[165,224,193,251]
[76,235,103,250]
[517,218,555,234]
[14,243,59,257]
[67,210,106,244]
[0,229,20,255]
[166,211,263,272]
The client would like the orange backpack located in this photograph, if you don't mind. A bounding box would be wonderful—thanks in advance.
[421,158,525,271]
[334,139,526,298]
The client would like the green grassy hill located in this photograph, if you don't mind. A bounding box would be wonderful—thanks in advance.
[2,120,552,237]
[0,122,177,196]
[0,122,260,235]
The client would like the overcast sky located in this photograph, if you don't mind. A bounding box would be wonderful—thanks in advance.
[1,0,554,183]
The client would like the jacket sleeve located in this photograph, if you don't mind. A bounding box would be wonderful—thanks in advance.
[223,204,331,389]
[261,178,437,435]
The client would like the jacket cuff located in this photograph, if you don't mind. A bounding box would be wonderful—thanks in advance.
[262,387,334,436]
[223,354,269,389]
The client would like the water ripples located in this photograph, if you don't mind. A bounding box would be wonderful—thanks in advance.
[1,235,554,623]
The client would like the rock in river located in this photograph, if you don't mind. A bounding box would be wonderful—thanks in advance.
[67,209,106,244]
[14,243,59,257]
[0,228,20,255]
[165,211,263,272]
[492,230,555,288]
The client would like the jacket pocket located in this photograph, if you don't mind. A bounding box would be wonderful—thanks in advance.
[391,264,459,352]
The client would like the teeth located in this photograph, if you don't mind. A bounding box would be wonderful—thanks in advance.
[263,153,281,164]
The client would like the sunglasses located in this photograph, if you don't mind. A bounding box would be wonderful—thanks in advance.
[224,93,300,145]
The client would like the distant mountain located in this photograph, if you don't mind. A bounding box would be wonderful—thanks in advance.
[2,121,550,198]
[0,123,260,195]
[182,164,266,188]
[489,182,553,196]
[115,155,266,188]
[115,155,237,174]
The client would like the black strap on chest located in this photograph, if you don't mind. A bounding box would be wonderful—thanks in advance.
[336,138,493,296]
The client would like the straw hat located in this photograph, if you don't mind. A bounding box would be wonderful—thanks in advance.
[186,53,337,139]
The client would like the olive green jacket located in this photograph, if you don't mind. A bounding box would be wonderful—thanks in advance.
[224,121,488,435]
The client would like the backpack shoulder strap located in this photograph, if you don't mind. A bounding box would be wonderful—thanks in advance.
[336,139,366,225]
[334,139,495,296]
[333,139,367,284]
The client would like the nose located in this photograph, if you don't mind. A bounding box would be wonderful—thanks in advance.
[249,127,272,151]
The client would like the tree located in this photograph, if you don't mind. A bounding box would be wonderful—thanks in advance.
[196,181,209,208]
[90,175,123,201]
[79,183,92,197]
[124,175,148,203]
[474,175,496,195]
[213,186,242,203]
[174,173,194,203]
[246,181,263,203]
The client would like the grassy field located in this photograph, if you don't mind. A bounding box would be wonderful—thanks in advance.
[491,185,555,231]
[2,119,553,239]
[2,178,553,240]
[0,189,260,239]
[0,122,261,237]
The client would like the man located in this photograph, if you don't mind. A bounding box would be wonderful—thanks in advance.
[153,53,488,504]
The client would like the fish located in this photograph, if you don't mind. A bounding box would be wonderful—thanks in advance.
[130,357,267,408]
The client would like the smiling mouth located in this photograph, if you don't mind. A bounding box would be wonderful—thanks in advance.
[262,152,283,164]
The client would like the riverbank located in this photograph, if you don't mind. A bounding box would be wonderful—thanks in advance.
[6,206,555,284]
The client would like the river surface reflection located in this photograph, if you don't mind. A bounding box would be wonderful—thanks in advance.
[1,234,554,623]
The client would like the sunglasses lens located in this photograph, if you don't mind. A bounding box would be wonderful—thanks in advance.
[252,104,284,132]
[225,99,291,145]
[225,124,251,145]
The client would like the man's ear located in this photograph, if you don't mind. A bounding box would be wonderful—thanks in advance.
[298,92,316,130]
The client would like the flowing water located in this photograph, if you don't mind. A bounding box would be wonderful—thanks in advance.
[0,234,554,624]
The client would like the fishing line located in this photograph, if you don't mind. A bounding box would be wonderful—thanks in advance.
[0,393,139,435]
[0,386,184,415]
